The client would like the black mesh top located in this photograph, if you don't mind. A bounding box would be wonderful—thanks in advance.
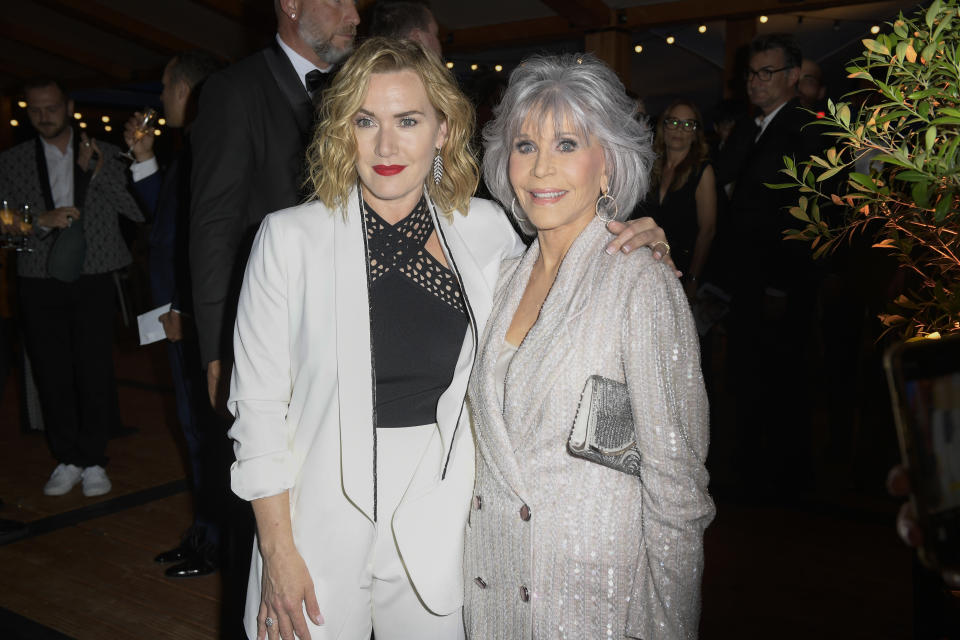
[364,196,468,428]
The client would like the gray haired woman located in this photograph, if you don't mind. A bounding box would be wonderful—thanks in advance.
[464,54,715,639]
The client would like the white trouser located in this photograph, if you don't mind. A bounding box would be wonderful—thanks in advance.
[338,424,466,640]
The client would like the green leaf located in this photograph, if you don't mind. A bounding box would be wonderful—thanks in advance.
[930,116,960,126]
[783,155,795,172]
[874,155,915,169]
[849,172,879,191]
[788,206,810,223]
[926,0,942,31]
[940,107,960,118]
[817,166,843,182]
[926,125,938,151]
[912,182,931,208]
[934,190,953,222]
[863,38,891,56]
[895,170,931,183]
[765,182,798,190]
[893,19,908,38]
[921,42,937,63]
[838,105,851,128]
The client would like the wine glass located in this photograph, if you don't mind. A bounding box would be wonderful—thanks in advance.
[119,108,159,161]
[16,203,33,252]
[0,199,16,249]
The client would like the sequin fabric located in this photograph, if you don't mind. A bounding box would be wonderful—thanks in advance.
[363,196,465,314]
[464,217,715,639]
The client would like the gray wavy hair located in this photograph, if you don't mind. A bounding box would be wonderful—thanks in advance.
[482,53,654,235]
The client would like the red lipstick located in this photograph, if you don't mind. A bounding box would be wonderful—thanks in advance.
[373,165,406,176]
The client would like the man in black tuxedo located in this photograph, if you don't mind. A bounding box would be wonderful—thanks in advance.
[125,50,222,579]
[718,34,826,496]
[0,79,143,499]
[190,0,360,408]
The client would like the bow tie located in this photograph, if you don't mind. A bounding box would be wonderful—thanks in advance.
[305,69,328,95]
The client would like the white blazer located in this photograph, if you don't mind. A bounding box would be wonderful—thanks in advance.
[227,187,525,638]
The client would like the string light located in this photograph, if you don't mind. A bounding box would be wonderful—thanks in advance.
[17,100,26,108]
[698,25,707,33]
[445,61,454,69]
[634,44,643,53]
[158,117,167,125]
[101,115,110,123]
[73,112,82,120]
[153,129,162,136]
[666,35,675,44]
[494,64,503,72]
[870,25,880,34]
[104,125,112,132]
[10,119,18,127]
[760,15,769,23]
[79,122,87,129]
[470,64,478,71]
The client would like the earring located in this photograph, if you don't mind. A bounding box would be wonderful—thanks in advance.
[510,197,521,219]
[290,12,296,19]
[595,188,618,223]
[433,148,444,185]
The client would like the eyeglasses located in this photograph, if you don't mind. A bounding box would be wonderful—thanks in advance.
[664,118,699,131]
[744,66,793,82]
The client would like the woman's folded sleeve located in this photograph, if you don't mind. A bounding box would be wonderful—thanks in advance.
[227,214,296,502]
[622,261,716,640]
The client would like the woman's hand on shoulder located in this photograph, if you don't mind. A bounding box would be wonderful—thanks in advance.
[258,547,324,640]
[605,218,679,275]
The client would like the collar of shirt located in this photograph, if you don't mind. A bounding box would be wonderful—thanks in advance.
[275,33,329,94]
[40,128,75,209]
[754,100,788,141]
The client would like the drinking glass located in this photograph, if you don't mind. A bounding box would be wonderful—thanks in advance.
[119,108,159,161]
[0,199,16,249]
[16,203,33,252]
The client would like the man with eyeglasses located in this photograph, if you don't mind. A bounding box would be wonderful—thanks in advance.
[718,33,827,500]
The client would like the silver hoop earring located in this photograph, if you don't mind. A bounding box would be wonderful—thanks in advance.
[510,197,521,220]
[595,191,618,223]
[433,148,444,185]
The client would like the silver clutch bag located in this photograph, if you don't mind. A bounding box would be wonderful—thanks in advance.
[567,375,641,476]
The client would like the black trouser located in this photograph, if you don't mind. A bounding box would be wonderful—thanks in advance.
[19,273,118,468]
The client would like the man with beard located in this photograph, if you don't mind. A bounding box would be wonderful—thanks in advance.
[190,0,360,410]
[0,79,143,498]
[188,2,358,632]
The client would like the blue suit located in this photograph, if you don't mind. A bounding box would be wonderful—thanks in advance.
[132,141,223,553]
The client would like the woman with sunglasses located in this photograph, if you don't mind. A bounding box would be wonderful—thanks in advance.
[636,99,717,299]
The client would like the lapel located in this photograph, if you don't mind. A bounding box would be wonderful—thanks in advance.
[334,187,376,522]
[33,136,55,211]
[262,43,314,139]
[472,218,608,496]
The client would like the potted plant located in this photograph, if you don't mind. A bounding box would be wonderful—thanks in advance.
[776,0,959,338]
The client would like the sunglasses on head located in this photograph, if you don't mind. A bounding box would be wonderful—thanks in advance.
[664,117,699,131]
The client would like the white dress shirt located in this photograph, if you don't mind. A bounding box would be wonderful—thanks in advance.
[41,128,75,208]
[276,34,329,93]
[754,100,788,141]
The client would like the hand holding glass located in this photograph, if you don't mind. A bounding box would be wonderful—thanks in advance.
[120,108,159,161]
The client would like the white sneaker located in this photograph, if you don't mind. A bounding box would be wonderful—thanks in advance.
[43,464,83,496]
[81,466,112,497]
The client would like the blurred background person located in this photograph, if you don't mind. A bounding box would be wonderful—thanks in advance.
[368,0,442,55]
[124,50,222,579]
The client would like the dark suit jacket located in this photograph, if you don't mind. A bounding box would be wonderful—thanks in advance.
[132,141,193,313]
[718,98,825,290]
[0,132,144,278]
[189,42,315,365]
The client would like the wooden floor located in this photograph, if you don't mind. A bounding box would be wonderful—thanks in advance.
[0,328,917,639]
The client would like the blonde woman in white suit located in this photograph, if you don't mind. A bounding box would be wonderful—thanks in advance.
[464,54,716,639]
[226,39,671,640]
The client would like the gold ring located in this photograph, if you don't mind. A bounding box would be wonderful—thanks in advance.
[652,240,670,255]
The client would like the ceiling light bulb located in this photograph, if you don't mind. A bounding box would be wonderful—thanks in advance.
[10,119,18,127]
[698,25,707,33]
[79,122,87,128]
[495,64,503,72]
[446,61,454,69]
[158,118,167,125]
[73,112,82,120]
[870,25,880,34]
[104,125,112,132]
[17,100,26,108]
[666,36,675,44]
[153,129,162,136]
[760,15,769,23]
[470,64,478,71]
[101,115,110,123]
[634,44,643,53]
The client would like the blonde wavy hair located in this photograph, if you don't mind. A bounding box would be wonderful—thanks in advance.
[305,37,479,216]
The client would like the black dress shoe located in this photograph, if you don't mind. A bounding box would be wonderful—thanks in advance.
[154,544,190,564]
[165,554,217,578]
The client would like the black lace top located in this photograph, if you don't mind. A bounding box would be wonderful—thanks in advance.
[364,196,468,428]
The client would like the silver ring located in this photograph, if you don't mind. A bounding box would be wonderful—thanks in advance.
[265,617,275,627]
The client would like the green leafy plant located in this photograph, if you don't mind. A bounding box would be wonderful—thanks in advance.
[776,0,959,337]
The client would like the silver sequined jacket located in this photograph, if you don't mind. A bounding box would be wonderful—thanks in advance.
[464,217,715,639]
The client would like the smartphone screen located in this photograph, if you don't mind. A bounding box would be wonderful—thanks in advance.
[887,336,960,570]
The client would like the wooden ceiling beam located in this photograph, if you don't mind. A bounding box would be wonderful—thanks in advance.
[540,0,612,29]
[0,22,131,80]
[32,0,217,60]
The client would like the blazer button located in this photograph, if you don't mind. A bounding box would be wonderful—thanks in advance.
[473,495,482,510]
[474,577,487,589]
[519,504,531,521]
[519,585,530,602]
